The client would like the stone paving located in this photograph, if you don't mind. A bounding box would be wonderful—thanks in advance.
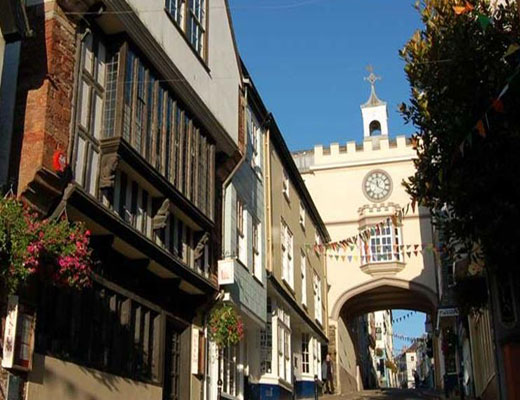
[321,388,443,400]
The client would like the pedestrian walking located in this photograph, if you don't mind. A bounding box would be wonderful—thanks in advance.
[321,353,335,394]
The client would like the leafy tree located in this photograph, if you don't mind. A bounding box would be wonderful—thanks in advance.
[400,0,520,273]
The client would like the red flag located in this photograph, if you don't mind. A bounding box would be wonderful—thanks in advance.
[476,120,486,138]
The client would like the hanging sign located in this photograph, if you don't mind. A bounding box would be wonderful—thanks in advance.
[2,295,36,371]
[217,259,235,285]
[2,296,19,369]
[191,327,200,375]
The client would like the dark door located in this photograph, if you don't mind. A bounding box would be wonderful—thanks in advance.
[163,320,182,400]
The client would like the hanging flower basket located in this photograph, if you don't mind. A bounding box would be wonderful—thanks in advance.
[0,196,93,294]
[208,303,244,348]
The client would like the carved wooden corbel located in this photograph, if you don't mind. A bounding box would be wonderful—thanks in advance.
[99,153,120,190]
[193,232,210,261]
[152,199,170,230]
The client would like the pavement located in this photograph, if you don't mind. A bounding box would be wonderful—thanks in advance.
[321,388,443,400]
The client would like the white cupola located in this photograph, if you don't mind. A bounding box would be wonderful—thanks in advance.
[360,66,388,138]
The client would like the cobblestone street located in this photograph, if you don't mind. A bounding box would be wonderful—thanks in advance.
[322,389,442,400]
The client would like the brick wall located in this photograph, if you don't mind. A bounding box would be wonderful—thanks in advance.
[11,1,77,194]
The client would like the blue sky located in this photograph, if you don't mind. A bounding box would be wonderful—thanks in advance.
[228,0,423,151]
[228,0,427,345]
[391,310,427,355]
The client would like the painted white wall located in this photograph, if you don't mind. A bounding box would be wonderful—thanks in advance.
[361,103,388,137]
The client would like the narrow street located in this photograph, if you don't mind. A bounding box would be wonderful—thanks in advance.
[323,389,442,400]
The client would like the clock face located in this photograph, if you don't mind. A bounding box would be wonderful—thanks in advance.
[364,170,392,201]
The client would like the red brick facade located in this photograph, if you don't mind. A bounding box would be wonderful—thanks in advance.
[13,2,76,195]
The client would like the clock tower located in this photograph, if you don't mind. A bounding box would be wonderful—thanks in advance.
[361,66,389,138]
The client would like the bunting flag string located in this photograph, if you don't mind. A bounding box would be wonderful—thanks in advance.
[322,242,438,260]
[392,311,418,324]
[313,201,416,254]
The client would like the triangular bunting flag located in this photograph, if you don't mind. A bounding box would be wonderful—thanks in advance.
[504,43,520,58]
[476,119,486,138]
[477,13,492,31]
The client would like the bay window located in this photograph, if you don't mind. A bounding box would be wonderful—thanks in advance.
[78,36,216,219]
[361,223,402,263]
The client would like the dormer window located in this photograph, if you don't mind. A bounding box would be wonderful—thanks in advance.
[369,120,382,136]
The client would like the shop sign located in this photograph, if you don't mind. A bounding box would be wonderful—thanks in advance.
[218,259,235,285]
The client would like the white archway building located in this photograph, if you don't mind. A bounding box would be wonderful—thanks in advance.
[292,71,438,393]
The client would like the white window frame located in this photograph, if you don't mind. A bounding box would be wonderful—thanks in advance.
[236,197,247,266]
[299,202,306,229]
[276,304,291,383]
[252,217,262,281]
[188,0,206,56]
[301,333,310,374]
[260,298,273,375]
[250,113,261,170]
[313,271,323,325]
[221,343,239,397]
[301,251,307,307]
[282,169,289,200]
[281,220,294,289]
[361,223,402,264]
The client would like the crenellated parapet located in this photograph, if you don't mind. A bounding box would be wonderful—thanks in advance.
[293,135,416,172]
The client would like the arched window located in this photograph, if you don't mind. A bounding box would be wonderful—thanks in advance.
[369,120,382,136]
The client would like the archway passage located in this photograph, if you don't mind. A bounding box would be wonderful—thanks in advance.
[331,278,438,321]
[339,284,436,321]
[328,278,438,394]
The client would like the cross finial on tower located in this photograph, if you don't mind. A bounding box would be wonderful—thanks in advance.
[364,65,381,88]
[362,65,384,108]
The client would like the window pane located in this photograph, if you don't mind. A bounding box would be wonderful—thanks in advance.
[96,41,106,86]
[92,93,103,140]
[88,148,99,196]
[79,80,90,129]
[75,135,87,186]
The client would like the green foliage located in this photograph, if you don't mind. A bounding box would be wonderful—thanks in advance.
[208,303,244,348]
[0,197,93,294]
[400,0,520,271]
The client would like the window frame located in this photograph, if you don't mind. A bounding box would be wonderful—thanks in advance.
[301,250,307,307]
[281,220,294,289]
[73,32,107,198]
[165,0,208,61]
[313,271,323,325]
[361,223,403,264]
[282,169,290,200]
